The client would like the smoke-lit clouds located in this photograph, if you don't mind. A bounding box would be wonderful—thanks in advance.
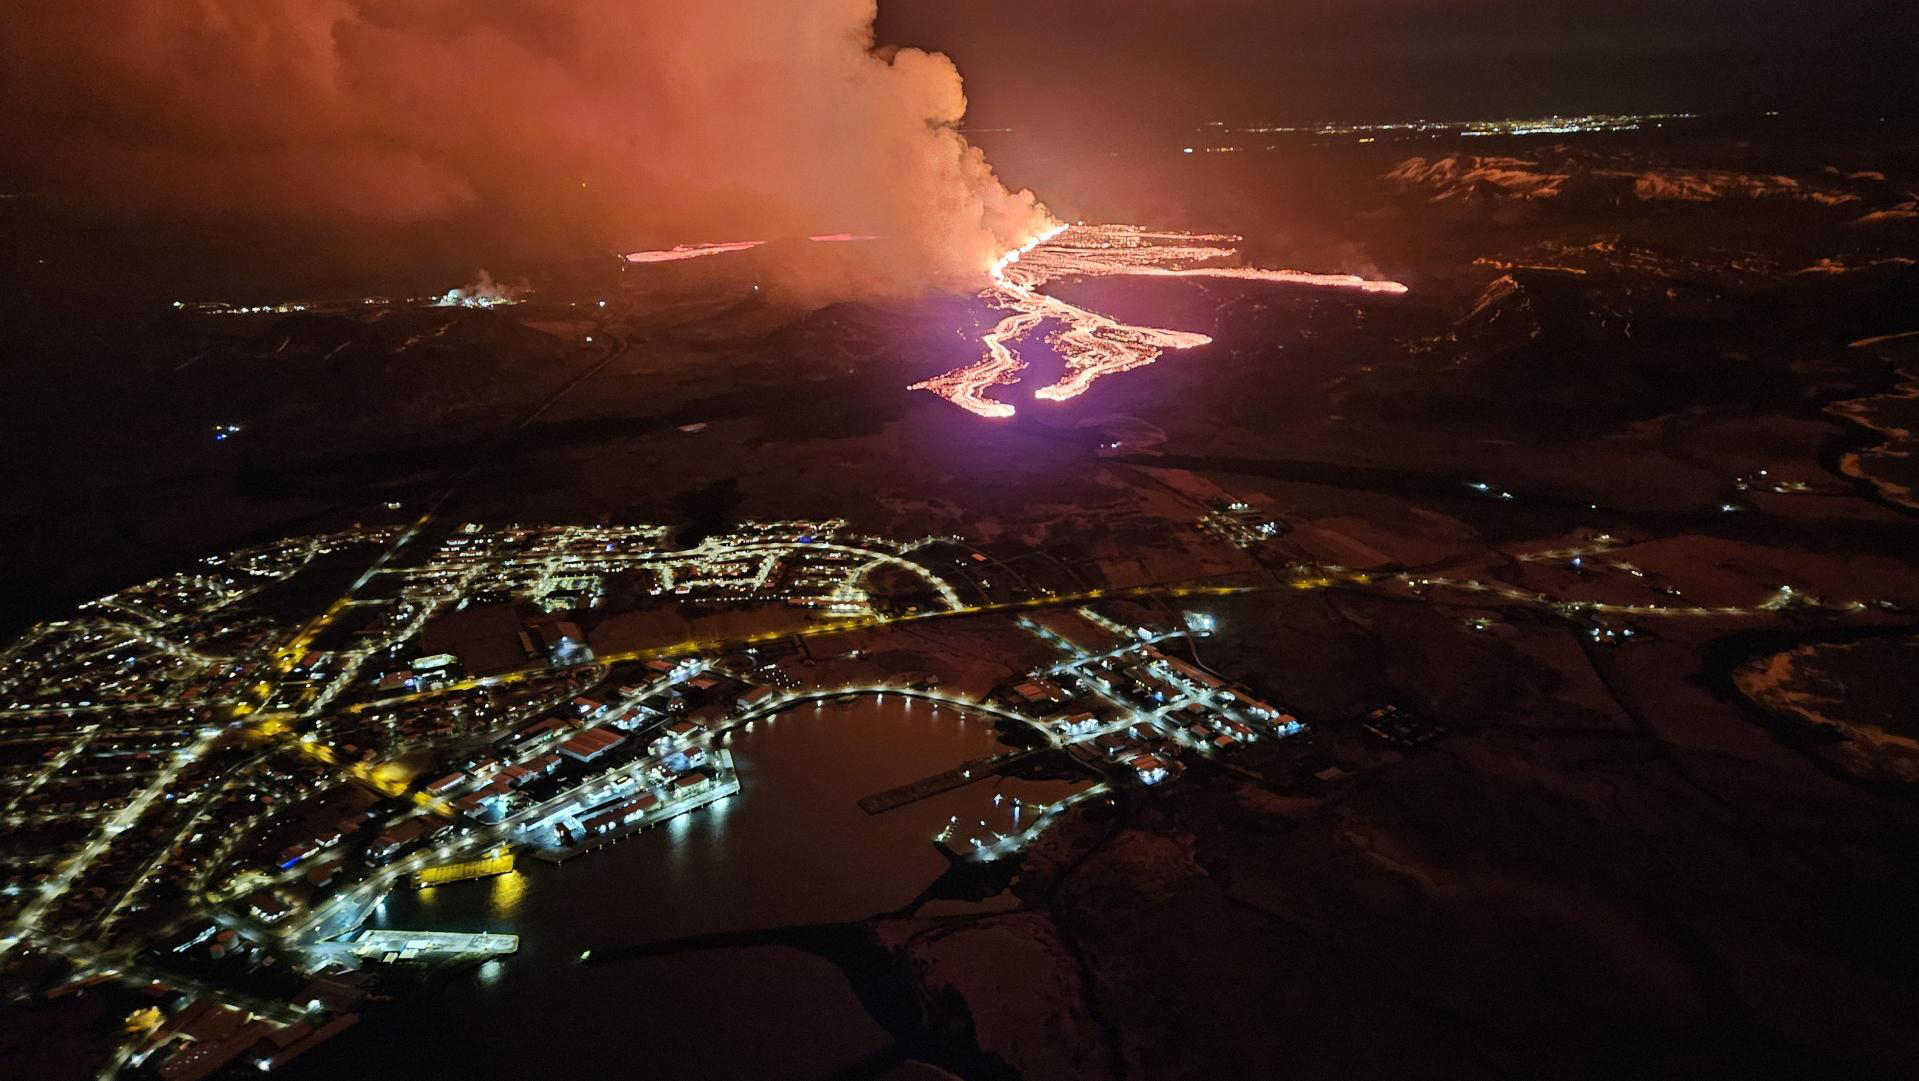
[0,1,1049,290]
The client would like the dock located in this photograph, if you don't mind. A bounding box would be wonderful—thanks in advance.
[528,764,742,865]
[415,849,514,888]
[348,929,519,962]
[857,748,1037,814]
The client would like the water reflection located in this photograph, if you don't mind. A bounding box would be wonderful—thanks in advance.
[297,697,1066,1081]
[487,870,526,920]
[667,808,695,838]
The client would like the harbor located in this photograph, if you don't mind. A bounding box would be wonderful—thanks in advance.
[284,696,1040,1080]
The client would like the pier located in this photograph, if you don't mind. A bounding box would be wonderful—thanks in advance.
[302,928,520,965]
[528,767,742,864]
[415,848,514,888]
[349,929,519,962]
[856,748,1039,814]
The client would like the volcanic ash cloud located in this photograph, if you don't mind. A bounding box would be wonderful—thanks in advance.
[0,0,1050,289]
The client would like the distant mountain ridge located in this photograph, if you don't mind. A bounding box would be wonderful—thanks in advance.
[1385,151,1891,215]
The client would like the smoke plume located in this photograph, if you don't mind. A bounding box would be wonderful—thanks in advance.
[0,1,1050,290]
[436,269,527,307]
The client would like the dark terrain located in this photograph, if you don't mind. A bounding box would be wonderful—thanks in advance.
[4,113,1919,1079]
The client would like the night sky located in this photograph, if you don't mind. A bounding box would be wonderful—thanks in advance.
[879,0,1919,130]
[3,1,1915,295]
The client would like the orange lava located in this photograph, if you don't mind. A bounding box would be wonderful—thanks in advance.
[623,240,766,263]
[910,224,1409,418]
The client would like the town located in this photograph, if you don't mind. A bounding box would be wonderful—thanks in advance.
[1,482,1900,1080]
[0,517,1328,1079]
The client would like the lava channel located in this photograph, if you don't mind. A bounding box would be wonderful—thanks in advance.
[910,223,1409,418]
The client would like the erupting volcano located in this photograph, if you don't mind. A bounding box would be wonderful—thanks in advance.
[615,222,1410,419]
[910,225,1410,418]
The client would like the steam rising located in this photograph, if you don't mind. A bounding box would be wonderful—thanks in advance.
[0,1,1050,289]
[437,269,526,308]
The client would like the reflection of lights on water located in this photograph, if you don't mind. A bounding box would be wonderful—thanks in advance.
[477,959,504,986]
[488,870,526,919]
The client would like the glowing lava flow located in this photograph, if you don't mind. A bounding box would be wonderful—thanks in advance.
[910,224,1409,418]
[909,224,1066,418]
[623,240,766,263]
[625,234,883,262]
